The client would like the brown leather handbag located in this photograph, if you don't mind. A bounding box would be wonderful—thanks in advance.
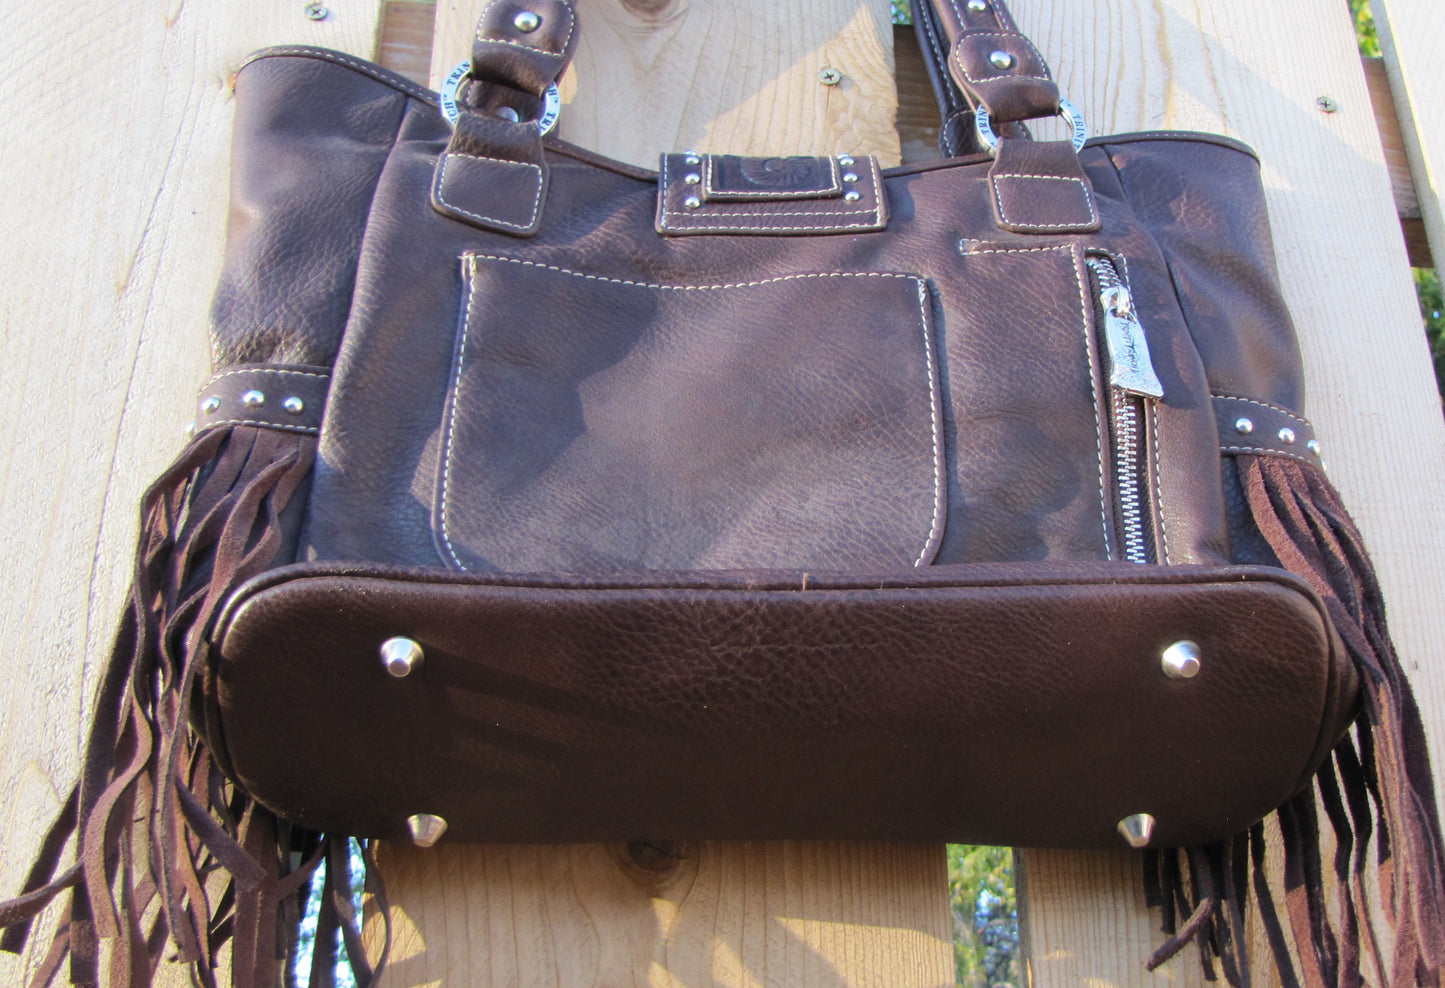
[4,1,1443,985]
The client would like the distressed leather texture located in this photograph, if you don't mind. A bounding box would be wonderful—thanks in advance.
[201,2,1354,846]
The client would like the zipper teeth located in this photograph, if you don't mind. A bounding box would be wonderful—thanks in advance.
[1088,254,1151,565]
[1112,397,1149,564]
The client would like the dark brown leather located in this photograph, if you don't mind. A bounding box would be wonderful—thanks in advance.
[214,561,1346,849]
[206,9,1338,845]
[469,0,578,95]
[193,365,330,437]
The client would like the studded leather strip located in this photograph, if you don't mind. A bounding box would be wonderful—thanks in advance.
[1213,394,1322,465]
[194,365,330,436]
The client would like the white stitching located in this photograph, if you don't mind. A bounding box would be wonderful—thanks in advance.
[913,278,945,567]
[439,260,477,570]
[204,368,330,385]
[952,32,1052,85]
[436,152,544,232]
[246,47,435,103]
[442,257,942,569]
[992,174,1098,229]
[663,154,882,232]
[1212,393,1312,428]
[1221,445,1318,466]
[1151,402,1170,564]
[196,419,319,434]
[474,0,576,56]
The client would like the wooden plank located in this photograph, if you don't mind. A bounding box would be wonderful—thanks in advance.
[0,2,386,983]
[367,2,950,985]
[429,0,903,168]
[381,0,436,84]
[1006,0,1445,983]
[1372,0,1445,277]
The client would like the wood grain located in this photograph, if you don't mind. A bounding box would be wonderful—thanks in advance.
[1373,0,1444,276]
[429,0,902,168]
[1004,0,1445,983]
[0,2,384,983]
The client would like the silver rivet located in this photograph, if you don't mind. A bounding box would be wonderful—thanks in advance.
[201,396,221,414]
[1307,439,1322,456]
[513,10,541,32]
[380,636,425,678]
[684,151,700,165]
[185,420,196,437]
[989,50,1015,70]
[818,68,843,86]
[241,390,265,408]
[304,2,328,20]
[1316,96,1339,113]
[1161,640,1202,679]
[844,190,861,202]
[406,813,449,848]
[684,172,701,185]
[838,155,854,167]
[1234,417,1254,435]
[1278,427,1297,445]
[1117,813,1156,848]
[967,0,987,9]
[282,396,305,415]
[684,195,701,209]
[842,172,859,183]
[496,106,520,123]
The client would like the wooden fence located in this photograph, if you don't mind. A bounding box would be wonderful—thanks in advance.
[0,0,1440,984]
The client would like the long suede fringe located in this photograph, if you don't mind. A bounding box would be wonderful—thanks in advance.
[0,427,386,988]
[1146,454,1445,986]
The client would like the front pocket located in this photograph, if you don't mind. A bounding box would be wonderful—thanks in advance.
[435,255,946,572]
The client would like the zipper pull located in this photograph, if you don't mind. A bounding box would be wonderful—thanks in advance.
[1095,272,1164,399]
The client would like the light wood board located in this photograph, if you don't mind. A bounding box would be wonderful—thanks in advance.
[1007,0,1445,983]
[0,3,384,983]
[1373,0,1445,276]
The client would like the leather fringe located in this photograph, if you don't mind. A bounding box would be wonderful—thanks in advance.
[0,426,386,987]
[1145,454,1445,986]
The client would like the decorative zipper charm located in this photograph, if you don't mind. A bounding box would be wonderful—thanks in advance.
[1088,258,1164,399]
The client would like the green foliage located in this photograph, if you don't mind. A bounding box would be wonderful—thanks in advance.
[948,845,1020,987]
[892,1,912,26]
[1349,0,1381,57]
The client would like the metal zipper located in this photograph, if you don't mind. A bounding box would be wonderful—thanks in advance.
[1086,256,1163,564]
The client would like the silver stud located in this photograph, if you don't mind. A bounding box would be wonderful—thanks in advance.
[380,636,425,678]
[1278,427,1297,445]
[842,172,859,183]
[684,172,701,185]
[1307,439,1322,457]
[844,190,861,202]
[201,396,221,414]
[1117,813,1156,848]
[282,396,305,415]
[684,195,701,209]
[1234,417,1254,435]
[1161,640,1201,679]
[185,420,196,437]
[304,2,328,20]
[818,68,843,87]
[838,155,854,167]
[512,10,541,33]
[989,50,1015,70]
[684,151,700,165]
[496,106,520,123]
[406,813,449,848]
[967,0,987,10]
[241,390,265,407]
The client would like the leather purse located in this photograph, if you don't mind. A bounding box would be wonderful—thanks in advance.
[4,1,1443,985]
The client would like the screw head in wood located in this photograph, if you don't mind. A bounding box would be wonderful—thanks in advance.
[1161,640,1201,679]
[304,2,328,20]
[818,68,843,86]
[1118,813,1156,848]
[1316,96,1339,113]
[406,813,448,847]
[380,636,425,678]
